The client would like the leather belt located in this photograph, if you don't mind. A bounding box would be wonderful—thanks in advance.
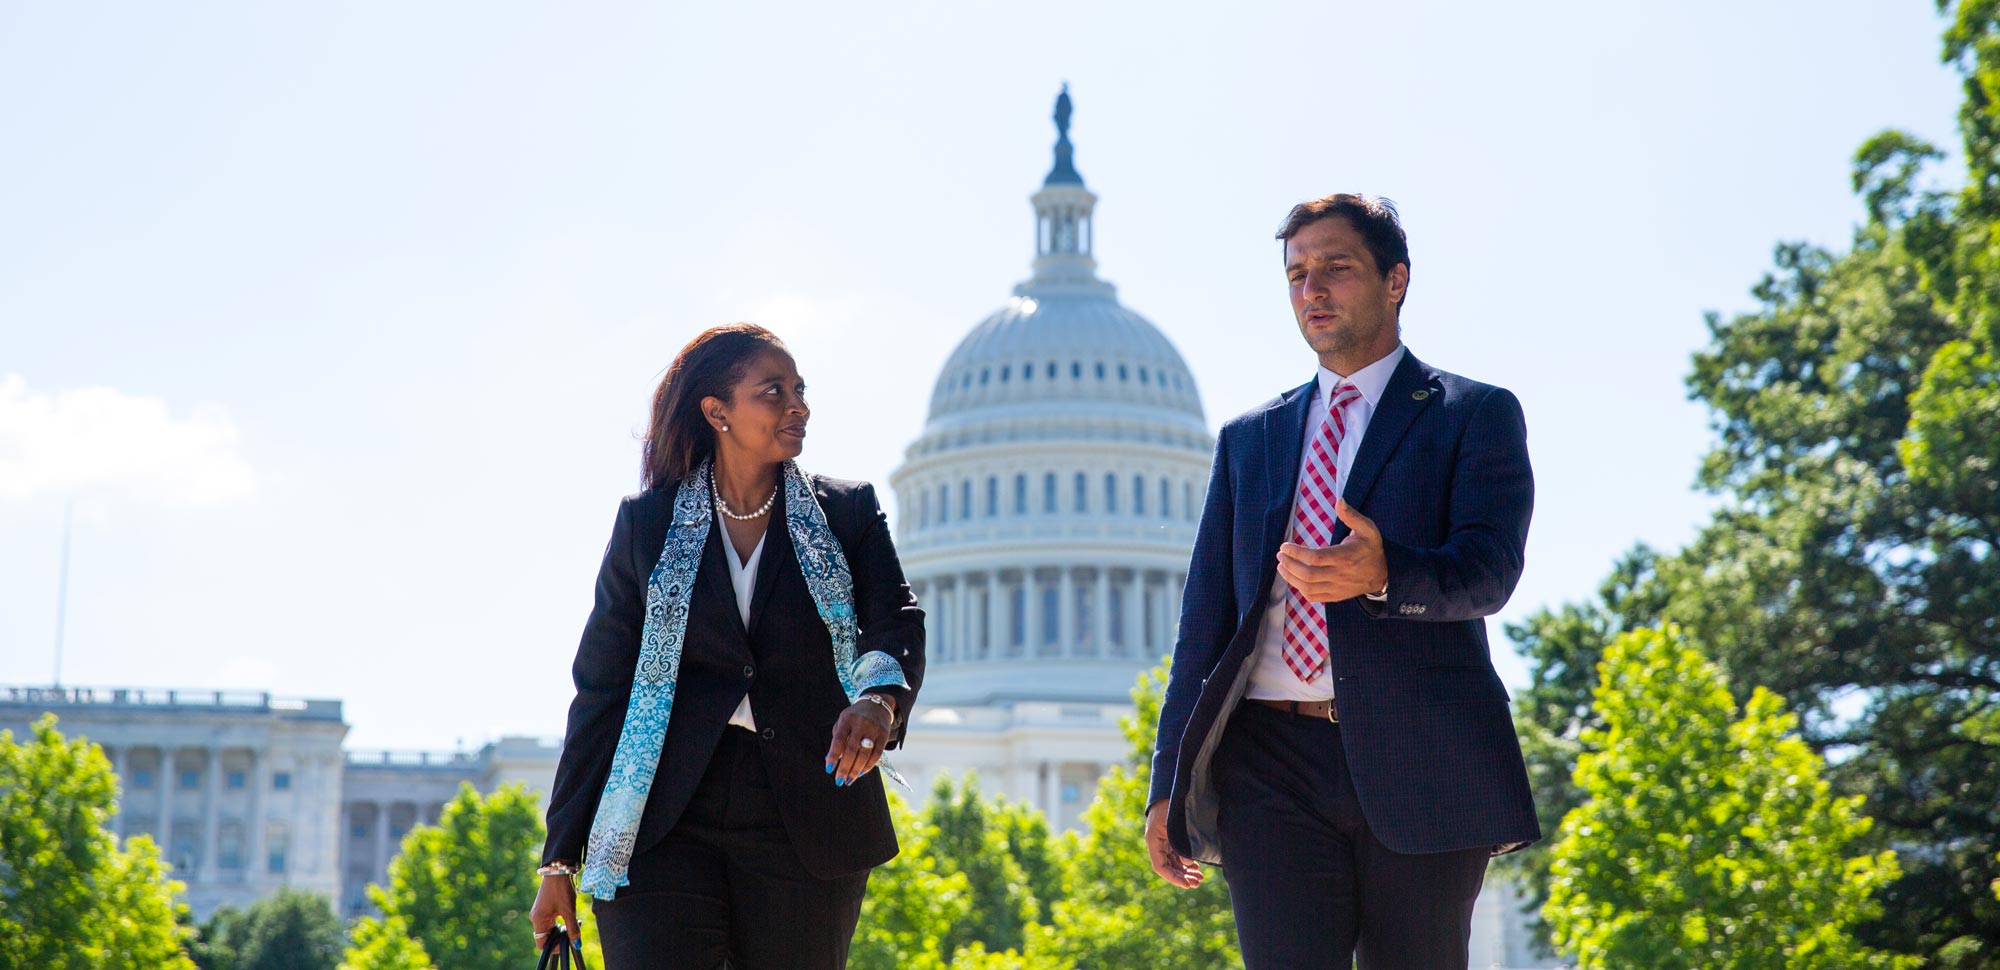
[1250,697,1338,722]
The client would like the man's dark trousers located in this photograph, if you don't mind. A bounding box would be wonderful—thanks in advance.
[1216,702,1488,968]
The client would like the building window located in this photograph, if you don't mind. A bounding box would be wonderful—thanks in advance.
[218,823,244,870]
[273,772,292,791]
[1071,361,1081,379]
[960,480,972,520]
[1118,364,1129,381]
[1109,585,1125,646]
[938,485,949,525]
[1104,473,1118,514]
[1160,478,1171,519]
[131,768,155,789]
[1041,587,1060,645]
[919,491,929,527]
[1021,361,1032,381]
[178,769,200,790]
[125,815,157,838]
[1010,587,1026,646]
[171,822,200,870]
[1047,361,1057,379]
[1139,367,1149,384]
[226,770,247,790]
[1073,473,1087,512]
[980,368,990,385]
[1095,362,1106,380]
[1133,475,1145,516]
[1013,474,1027,514]
[1185,482,1196,521]
[1043,473,1057,512]
[267,824,290,875]
[1000,365,1010,382]
[986,476,998,517]
[352,819,369,838]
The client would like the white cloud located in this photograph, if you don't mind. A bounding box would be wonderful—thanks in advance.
[0,375,258,506]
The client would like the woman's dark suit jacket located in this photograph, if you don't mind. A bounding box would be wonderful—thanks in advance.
[541,474,926,880]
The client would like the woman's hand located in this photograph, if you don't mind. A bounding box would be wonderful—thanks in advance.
[528,872,580,952]
[824,694,895,786]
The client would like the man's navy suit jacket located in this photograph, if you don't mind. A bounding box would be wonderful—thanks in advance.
[1150,349,1540,863]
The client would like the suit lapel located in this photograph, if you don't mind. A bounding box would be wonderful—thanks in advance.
[746,486,792,642]
[1334,351,1442,538]
[1259,377,1318,560]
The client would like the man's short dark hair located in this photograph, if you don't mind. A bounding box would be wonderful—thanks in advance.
[1275,194,1410,311]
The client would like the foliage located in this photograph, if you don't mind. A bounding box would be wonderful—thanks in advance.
[1508,4,2000,963]
[0,715,195,970]
[1543,626,1914,969]
[1036,658,1239,970]
[190,889,343,970]
[341,784,604,970]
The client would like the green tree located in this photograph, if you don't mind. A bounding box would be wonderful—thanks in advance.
[1544,626,1914,969]
[854,776,1056,969]
[1036,658,1238,970]
[342,784,595,970]
[1509,4,2000,962]
[189,889,342,970]
[851,793,978,970]
[0,715,196,970]
[338,917,431,970]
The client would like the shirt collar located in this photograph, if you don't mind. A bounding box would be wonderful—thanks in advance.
[1315,343,1406,408]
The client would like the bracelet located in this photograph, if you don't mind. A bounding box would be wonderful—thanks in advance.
[857,692,896,717]
[537,861,579,878]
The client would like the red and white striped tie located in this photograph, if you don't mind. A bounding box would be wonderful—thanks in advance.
[1281,382,1363,683]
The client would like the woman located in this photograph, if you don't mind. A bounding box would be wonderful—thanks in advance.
[528,323,925,970]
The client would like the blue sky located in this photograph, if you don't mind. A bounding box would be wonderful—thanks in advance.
[0,2,1966,750]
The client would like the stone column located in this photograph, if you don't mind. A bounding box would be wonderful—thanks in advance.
[110,746,129,838]
[960,580,976,660]
[1123,573,1145,657]
[156,747,174,850]
[984,575,1005,662]
[1093,569,1112,657]
[1043,762,1063,829]
[1058,568,1076,658]
[1154,575,1172,655]
[202,747,224,882]
[375,801,393,884]
[1024,569,1043,654]
[246,751,265,887]
[1011,761,1036,807]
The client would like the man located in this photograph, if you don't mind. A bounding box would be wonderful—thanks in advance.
[1145,194,1539,968]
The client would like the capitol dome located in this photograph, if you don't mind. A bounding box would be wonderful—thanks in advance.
[890,86,1214,716]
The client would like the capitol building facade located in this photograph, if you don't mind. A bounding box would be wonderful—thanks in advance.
[883,87,1213,829]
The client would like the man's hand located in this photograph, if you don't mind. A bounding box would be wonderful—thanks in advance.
[1145,799,1204,889]
[1275,498,1388,603]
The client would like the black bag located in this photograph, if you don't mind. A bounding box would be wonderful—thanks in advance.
[537,926,588,970]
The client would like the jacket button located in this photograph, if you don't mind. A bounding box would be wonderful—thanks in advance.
[759,727,775,741]
[743,665,755,678]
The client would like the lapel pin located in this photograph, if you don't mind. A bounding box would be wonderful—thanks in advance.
[1412,388,1431,401]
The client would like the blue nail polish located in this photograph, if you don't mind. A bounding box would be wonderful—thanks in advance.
[825,762,834,773]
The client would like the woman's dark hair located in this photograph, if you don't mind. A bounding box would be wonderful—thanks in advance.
[642,323,790,490]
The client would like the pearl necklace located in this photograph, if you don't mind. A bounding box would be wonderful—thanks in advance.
[713,479,777,520]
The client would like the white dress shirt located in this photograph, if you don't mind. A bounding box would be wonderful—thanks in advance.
[716,513,766,731]
[1243,344,1406,702]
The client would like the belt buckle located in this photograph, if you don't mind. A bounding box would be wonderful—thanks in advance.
[1323,699,1338,723]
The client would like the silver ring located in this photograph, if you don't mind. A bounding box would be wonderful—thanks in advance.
[860,737,875,749]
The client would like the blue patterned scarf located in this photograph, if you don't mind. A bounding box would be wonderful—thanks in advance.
[576,459,911,900]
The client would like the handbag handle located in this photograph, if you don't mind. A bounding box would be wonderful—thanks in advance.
[537,926,589,970]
